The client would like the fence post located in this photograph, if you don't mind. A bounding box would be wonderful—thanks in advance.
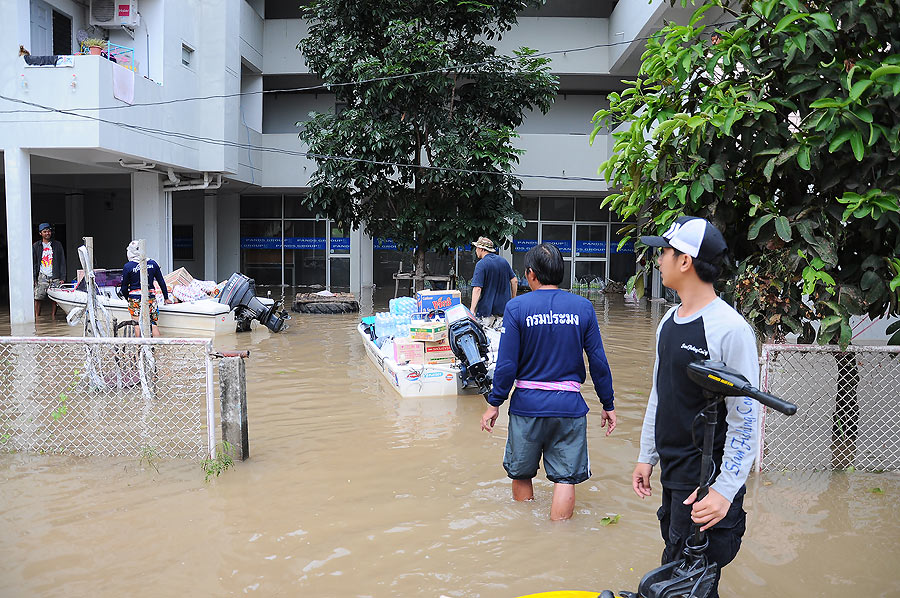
[218,354,250,460]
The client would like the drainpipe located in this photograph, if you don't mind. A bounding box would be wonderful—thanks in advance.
[118,159,156,170]
[167,167,180,185]
[163,172,223,192]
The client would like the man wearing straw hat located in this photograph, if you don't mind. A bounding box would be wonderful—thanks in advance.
[470,236,517,327]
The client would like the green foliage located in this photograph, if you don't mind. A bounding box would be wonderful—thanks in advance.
[82,38,105,48]
[201,441,235,482]
[140,446,160,474]
[592,0,900,345]
[599,513,621,526]
[298,0,557,274]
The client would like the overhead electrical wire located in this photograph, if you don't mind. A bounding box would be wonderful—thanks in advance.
[0,93,606,182]
[0,20,737,182]
[0,20,737,114]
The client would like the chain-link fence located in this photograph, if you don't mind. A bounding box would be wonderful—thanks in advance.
[0,337,215,459]
[759,344,900,472]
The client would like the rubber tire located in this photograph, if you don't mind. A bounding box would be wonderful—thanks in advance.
[291,301,359,314]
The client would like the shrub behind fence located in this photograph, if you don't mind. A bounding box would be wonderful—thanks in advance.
[759,344,900,472]
[0,337,214,459]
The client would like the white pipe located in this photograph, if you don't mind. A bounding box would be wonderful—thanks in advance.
[167,167,180,184]
[118,159,156,170]
[163,172,223,192]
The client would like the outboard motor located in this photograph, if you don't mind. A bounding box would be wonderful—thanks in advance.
[442,305,493,397]
[218,273,289,333]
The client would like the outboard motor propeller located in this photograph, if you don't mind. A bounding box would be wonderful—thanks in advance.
[218,273,289,333]
[442,305,493,397]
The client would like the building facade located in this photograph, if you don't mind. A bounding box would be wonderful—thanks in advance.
[1,0,696,325]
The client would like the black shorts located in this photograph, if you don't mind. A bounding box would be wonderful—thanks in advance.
[503,414,589,484]
[657,485,747,598]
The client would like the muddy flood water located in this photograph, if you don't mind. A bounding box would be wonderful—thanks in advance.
[1,292,898,597]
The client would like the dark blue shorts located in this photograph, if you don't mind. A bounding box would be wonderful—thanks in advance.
[503,414,590,484]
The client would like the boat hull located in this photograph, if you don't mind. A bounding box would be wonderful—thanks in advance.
[47,288,270,336]
[358,324,494,398]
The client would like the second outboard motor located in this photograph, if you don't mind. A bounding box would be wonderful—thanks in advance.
[218,273,289,333]
[443,305,493,397]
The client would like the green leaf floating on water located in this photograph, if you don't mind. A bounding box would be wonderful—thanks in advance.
[870,488,884,495]
[600,514,621,527]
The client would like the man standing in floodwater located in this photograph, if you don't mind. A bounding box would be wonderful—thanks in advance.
[32,222,66,320]
[480,243,616,520]
[470,236,518,328]
[633,216,759,598]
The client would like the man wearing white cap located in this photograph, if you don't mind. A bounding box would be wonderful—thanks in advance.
[470,236,517,327]
[632,216,759,598]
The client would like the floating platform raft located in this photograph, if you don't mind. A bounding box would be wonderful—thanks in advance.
[292,292,360,314]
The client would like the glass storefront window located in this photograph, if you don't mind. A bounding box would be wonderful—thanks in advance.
[285,220,326,287]
[576,197,610,222]
[241,195,281,219]
[575,260,607,286]
[512,222,537,279]
[609,223,637,283]
[330,258,350,291]
[574,224,608,257]
[540,197,574,221]
[541,224,573,258]
[330,225,350,255]
[514,196,539,220]
[284,195,319,218]
[240,220,282,286]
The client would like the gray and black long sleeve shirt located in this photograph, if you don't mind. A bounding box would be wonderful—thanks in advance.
[638,297,760,503]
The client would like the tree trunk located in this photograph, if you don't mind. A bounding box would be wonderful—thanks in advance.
[415,246,426,292]
[830,351,859,470]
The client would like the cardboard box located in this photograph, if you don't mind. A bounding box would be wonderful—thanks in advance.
[393,338,425,365]
[416,289,461,313]
[164,267,194,289]
[424,338,456,364]
[409,320,448,342]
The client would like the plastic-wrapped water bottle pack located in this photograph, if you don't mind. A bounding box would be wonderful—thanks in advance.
[374,312,412,339]
[389,297,418,316]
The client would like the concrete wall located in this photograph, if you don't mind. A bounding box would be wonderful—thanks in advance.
[263,18,309,74]
[172,191,205,276]
[262,92,333,134]
[83,191,132,270]
[519,94,608,135]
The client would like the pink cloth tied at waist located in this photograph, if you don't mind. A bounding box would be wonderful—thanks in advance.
[514,379,582,392]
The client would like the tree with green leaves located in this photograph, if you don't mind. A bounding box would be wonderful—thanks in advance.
[298,0,557,282]
[591,0,900,346]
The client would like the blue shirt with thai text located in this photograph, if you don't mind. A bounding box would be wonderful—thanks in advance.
[487,288,615,417]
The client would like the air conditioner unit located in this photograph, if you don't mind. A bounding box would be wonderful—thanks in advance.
[90,0,140,29]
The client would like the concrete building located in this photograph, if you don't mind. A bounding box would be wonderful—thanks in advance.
[1,0,694,325]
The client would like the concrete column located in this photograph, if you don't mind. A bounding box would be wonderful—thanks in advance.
[4,148,34,326]
[204,191,218,281]
[64,192,85,280]
[216,193,240,278]
[350,226,373,294]
[218,356,249,460]
[650,266,663,299]
[131,172,172,272]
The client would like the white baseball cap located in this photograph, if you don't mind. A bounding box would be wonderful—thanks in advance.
[640,216,728,263]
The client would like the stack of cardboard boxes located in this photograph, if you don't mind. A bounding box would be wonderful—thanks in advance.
[392,290,462,365]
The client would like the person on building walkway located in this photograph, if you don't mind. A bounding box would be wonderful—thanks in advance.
[120,240,172,338]
[480,242,616,520]
[32,222,66,320]
[470,236,517,328]
[633,216,760,598]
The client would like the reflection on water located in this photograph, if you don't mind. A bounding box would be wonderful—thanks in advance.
[0,292,898,597]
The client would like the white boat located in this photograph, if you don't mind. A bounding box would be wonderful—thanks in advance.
[48,287,275,336]
[357,322,499,397]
